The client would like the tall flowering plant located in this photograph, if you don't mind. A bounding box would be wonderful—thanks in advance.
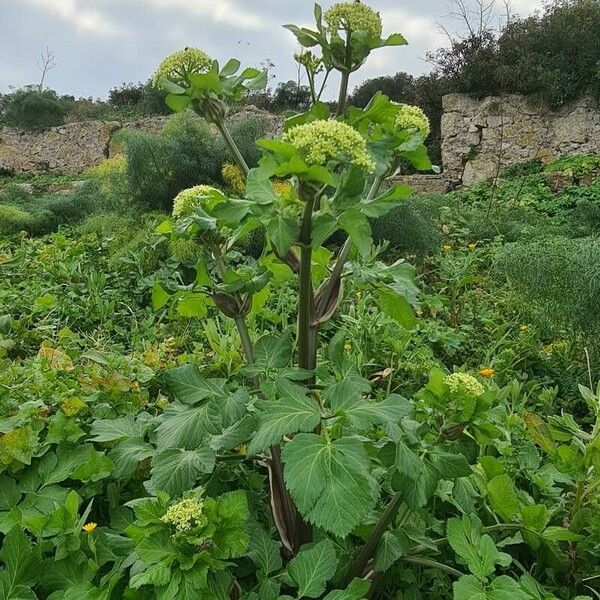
[142,2,471,597]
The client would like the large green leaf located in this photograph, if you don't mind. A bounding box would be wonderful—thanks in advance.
[487,475,520,521]
[287,539,338,598]
[165,365,227,405]
[267,213,299,256]
[247,389,322,455]
[155,402,221,451]
[110,438,154,480]
[150,447,215,496]
[447,515,511,580]
[246,525,282,580]
[374,528,411,572]
[282,434,378,537]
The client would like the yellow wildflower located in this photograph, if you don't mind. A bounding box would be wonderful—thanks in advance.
[324,2,382,39]
[282,120,374,172]
[479,368,495,379]
[442,244,452,252]
[82,522,97,534]
[344,343,352,351]
[519,324,529,332]
[468,243,477,250]
[152,47,213,86]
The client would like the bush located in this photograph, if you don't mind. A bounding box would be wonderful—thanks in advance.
[371,196,443,255]
[2,88,66,131]
[0,204,35,234]
[120,111,220,212]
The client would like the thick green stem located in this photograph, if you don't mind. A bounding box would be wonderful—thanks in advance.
[234,317,254,364]
[345,493,404,584]
[336,71,350,117]
[216,119,250,176]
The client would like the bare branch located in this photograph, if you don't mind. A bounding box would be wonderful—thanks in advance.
[37,46,56,92]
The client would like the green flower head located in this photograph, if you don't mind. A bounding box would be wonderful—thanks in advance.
[161,497,207,533]
[282,120,375,172]
[394,103,430,138]
[324,2,382,39]
[172,185,220,218]
[152,47,213,87]
[444,372,485,396]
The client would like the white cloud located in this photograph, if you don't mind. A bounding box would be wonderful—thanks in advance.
[20,0,125,36]
[129,0,267,30]
[382,7,448,49]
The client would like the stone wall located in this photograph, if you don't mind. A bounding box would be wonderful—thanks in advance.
[0,107,283,176]
[441,93,600,187]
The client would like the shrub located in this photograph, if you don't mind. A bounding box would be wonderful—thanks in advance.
[2,88,66,131]
[119,111,219,212]
[371,196,443,255]
[0,204,34,234]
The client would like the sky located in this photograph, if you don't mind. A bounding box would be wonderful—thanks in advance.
[0,0,543,100]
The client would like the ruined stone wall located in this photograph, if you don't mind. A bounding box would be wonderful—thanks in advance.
[0,107,282,176]
[441,93,600,187]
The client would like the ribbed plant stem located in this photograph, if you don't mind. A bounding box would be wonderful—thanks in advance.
[234,317,254,364]
[216,119,249,176]
[345,493,404,584]
[336,71,350,117]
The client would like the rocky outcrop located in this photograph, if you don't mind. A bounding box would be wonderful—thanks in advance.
[441,93,600,186]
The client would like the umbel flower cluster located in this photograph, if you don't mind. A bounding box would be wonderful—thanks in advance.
[283,120,375,172]
[394,103,431,138]
[161,497,207,533]
[172,185,218,218]
[324,1,383,38]
[152,47,213,86]
[444,372,485,396]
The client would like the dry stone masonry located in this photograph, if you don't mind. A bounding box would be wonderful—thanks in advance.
[442,93,600,187]
[0,107,283,176]
[2,96,599,189]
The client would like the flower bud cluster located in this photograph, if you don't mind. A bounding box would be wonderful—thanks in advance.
[282,120,375,172]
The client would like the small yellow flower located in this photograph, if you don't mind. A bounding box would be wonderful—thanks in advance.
[479,368,495,379]
[131,382,140,392]
[519,324,529,332]
[468,243,477,250]
[442,245,452,252]
[344,343,352,351]
[82,522,97,534]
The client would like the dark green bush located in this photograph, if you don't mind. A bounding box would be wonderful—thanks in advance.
[2,89,66,131]
[215,115,270,169]
[0,205,35,234]
[119,112,220,212]
[371,196,443,255]
[496,237,600,338]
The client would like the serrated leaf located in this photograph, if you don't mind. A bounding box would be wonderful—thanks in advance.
[338,209,372,255]
[165,364,226,405]
[323,579,370,600]
[430,450,472,479]
[377,292,416,329]
[150,447,215,496]
[248,391,321,455]
[287,539,338,598]
[487,475,520,521]
[375,529,411,572]
[282,434,378,537]
[177,293,208,318]
[110,438,154,480]
[155,402,221,451]
[88,415,147,443]
[267,213,299,256]
[247,525,282,580]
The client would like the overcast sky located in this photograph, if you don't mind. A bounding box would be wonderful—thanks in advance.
[0,0,542,100]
